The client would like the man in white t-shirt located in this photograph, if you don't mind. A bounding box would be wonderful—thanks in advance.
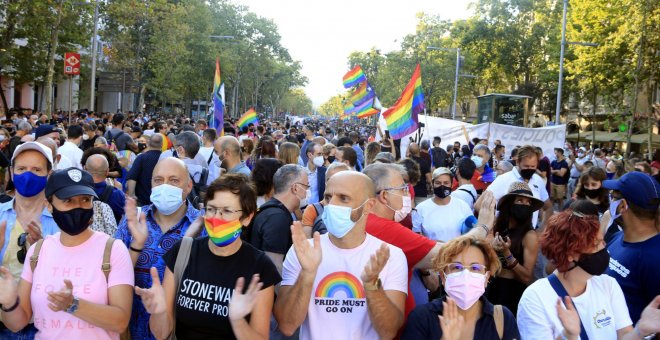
[57,125,84,168]
[275,171,408,340]
[476,145,552,230]
[197,128,218,166]
[451,158,478,210]
[414,167,473,242]
[566,146,590,199]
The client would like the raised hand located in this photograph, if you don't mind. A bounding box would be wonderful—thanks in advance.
[291,221,322,273]
[228,274,263,321]
[184,216,205,238]
[135,267,167,315]
[439,298,464,340]
[636,295,660,336]
[477,191,496,231]
[556,296,580,340]
[361,243,390,284]
[25,220,43,245]
[47,279,74,312]
[125,197,148,249]
[0,266,18,306]
[492,233,511,254]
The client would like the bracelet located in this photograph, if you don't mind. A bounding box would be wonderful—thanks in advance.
[1,296,20,313]
[478,224,489,234]
[505,254,514,261]
[635,324,656,340]
[560,329,569,340]
[129,245,143,252]
[506,259,519,270]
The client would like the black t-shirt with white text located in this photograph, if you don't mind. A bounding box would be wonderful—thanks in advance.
[163,237,281,340]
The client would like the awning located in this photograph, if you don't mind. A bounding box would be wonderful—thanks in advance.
[566,131,660,146]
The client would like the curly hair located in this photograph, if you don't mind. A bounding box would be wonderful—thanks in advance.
[433,236,501,277]
[204,173,257,221]
[397,158,421,186]
[540,210,600,272]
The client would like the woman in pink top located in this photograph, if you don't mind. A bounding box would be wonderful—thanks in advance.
[0,167,134,339]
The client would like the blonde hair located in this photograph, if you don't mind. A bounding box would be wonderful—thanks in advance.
[277,142,300,165]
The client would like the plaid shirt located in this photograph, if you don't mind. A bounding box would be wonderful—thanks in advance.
[115,203,200,340]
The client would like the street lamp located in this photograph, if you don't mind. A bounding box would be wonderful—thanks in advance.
[74,1,100,112]
[427,47,477,120]
[555,0,599,124]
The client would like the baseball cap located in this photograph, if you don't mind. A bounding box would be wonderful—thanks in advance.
[45,168,98,199]
[432,167,452,180]
[11,141,53,166]
[34,124,59,139]
[603,172,660,210]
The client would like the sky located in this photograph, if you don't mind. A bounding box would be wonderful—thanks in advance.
[234,0,473,107]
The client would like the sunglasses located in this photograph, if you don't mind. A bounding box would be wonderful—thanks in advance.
[17,232,28,264]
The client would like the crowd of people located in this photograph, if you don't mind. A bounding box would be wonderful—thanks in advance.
[0,108,658,340]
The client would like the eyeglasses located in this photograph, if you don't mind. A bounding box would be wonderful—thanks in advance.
[444,263,487,274]
[17,233,28,264]
[381,184,409,196]
[204,206,243,219]
[294,182,310,190]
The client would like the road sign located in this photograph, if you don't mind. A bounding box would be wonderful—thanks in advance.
[64,52,80,75]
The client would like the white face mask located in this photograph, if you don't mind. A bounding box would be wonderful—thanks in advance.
[299,188,311,208]
[312,155,324,167]
[82,134,89,140]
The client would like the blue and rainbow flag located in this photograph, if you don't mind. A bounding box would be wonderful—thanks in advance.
[342,65,366,88]
[237,108,258,129]
[212,58,225,136]
[382,64,424,139]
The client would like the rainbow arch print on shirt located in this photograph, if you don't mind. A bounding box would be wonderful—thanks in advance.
[314,271,366,299]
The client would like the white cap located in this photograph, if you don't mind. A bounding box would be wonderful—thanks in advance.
[11,141,54,166]
[432,167,452,180]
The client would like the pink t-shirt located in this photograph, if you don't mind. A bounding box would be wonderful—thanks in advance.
[21,231,134,340]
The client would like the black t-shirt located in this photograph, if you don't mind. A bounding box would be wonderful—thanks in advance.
[81,135,98,151]
[412,156,431,197]
[249,198,293,254]
[163,237,281,340]
[127,150,161,205]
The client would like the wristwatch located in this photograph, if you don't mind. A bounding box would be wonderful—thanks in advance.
[66,297,80,314]
[363,278,382,291]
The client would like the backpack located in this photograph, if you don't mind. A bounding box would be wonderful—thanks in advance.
[98,184,114,204]
[310,202,327,235]
[431,147,449,168]
[187,167,209,209]
[31,237,115,281]
[107,130,125,152]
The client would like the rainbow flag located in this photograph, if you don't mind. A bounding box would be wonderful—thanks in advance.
[212,58,225,136]
[349,81,376,107]
[342,65,366,88]
[237,108,258,129]
[343,100,354,114]
[356,100,380,118]
[382,64,424,139]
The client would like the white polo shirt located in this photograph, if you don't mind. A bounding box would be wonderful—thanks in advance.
[486,167,549,228]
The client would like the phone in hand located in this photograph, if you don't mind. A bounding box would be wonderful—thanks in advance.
[384,130,390,139]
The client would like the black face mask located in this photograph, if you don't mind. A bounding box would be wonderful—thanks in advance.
[453,147,459,153]
[52,207,93,236]
[510,203,533,222]
[583,187,601,199]
[574,248,610,276]
[138,143,147,152]
[434,185,451,199]
[327,155,335,163]
[519,168,536,180]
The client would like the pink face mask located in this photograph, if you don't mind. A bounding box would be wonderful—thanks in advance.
[444,269,487,310]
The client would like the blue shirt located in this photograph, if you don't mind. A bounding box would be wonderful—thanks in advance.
[94,181,126,223]
[352,144,364,168]
[0,199,60,261]
[606,232,660,323]
[228,162,252,177]
[115,203,201,340]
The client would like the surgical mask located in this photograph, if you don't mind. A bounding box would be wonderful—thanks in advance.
[299,189,311,208]
[312,155,324,167]
[205,217,242,247]
[511,203,533,223]
[14,171,48,197]
[434,185,451,199]
[609,199,623,221]
[577,152,585,158]
[52,206,93,236]
[322,201,367,238]
[0,135,5,142]
[574,248,610,276]
[150,184,184,215]
[471,155,483,168]
[385,192,412,222]
[444,269,487,310]
[82,134,89,141]
[605,171,615,180]
[519,168,536,180]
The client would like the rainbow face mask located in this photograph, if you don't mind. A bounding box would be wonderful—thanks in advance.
[205,217,242,247]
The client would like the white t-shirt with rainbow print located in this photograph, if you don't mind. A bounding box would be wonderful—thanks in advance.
[281,233,408,340]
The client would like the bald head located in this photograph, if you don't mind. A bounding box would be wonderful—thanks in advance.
[85,154,109,181]
[152,157,192,203]
[408,143,420,156]
[148,133,163,150]
[215,136,241,156]
[326,171,375,202]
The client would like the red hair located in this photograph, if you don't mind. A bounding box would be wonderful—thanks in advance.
[539,210,600,272]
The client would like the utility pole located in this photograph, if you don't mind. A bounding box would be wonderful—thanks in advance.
[44,0,64,118]
[89,1,99,112]
[555,0,568,125]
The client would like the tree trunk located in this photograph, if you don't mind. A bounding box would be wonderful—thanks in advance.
[0,73,8,114]
[44,0,65,118]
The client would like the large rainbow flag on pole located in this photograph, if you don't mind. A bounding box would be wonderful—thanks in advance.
[342,65,366,88]
[212,57,225,136]
[237,108,258,129]
[382,64,424,139]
